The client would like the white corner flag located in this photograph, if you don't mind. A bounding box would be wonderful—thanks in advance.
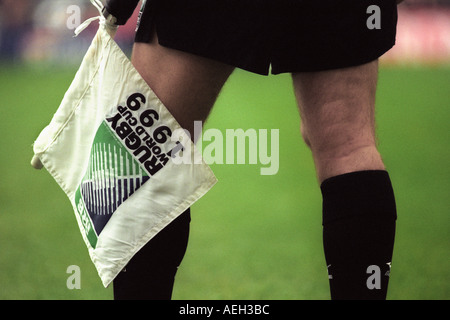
[31,4,216,287]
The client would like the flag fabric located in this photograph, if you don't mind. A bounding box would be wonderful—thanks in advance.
[31,23,217,287]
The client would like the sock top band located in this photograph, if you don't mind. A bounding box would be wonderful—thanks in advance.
[320,170,397,225]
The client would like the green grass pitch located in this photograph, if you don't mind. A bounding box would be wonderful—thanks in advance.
[0,63,448,300]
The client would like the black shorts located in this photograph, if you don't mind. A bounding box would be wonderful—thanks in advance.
[135,0,398,75]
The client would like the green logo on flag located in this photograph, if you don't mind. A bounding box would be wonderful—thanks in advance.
[75,122,149,248]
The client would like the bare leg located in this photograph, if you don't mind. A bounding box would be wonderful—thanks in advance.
[114,33,234,300]
[292,60,384,183]
[293,61,396,300]
[131,33,235,138]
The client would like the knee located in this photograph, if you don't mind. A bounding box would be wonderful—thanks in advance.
[307,125,377,161]
[305,126,384,181]
[300,117,382,165]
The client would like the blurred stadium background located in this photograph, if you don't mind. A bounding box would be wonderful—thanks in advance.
[0,0,449,300]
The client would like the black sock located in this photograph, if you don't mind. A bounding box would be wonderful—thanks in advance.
[113,209,191,300]
[321,170,397,300]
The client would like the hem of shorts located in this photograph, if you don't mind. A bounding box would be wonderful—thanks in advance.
[135,36,395,76]
[157,38,271,76]
[272,41,396,74]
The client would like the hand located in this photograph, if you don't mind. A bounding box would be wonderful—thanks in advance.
[102,7,118,38]
[104,20,118,38]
